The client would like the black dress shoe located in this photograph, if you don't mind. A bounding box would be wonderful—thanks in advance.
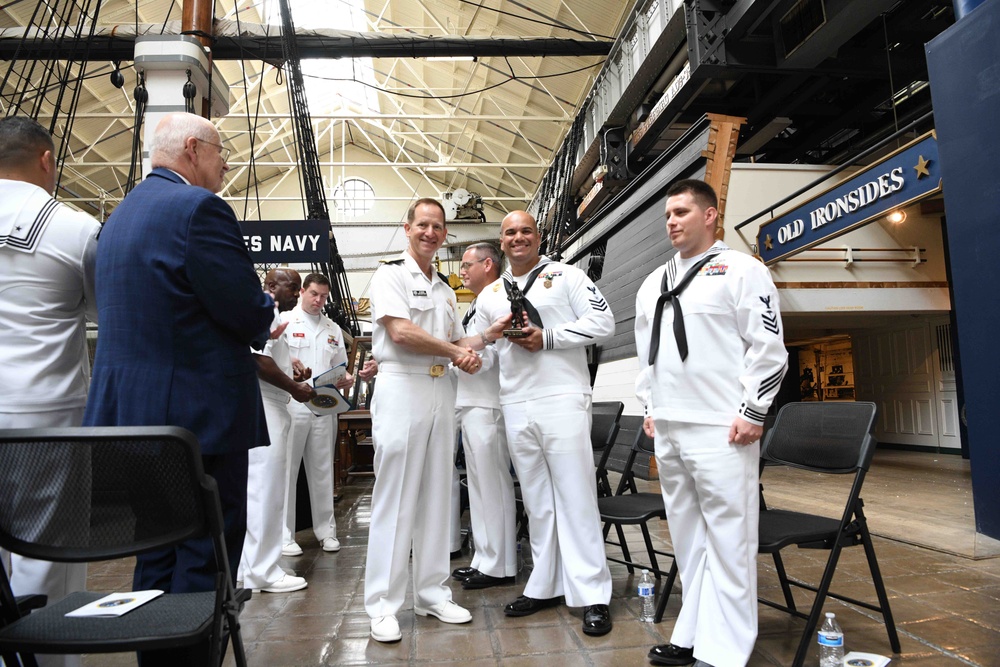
[503,595,563,617]
[648,643,695,666]
[461,572,515,589]
[452,567,478,581]
[582,604,612,636]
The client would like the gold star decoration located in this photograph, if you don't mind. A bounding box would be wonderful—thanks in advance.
[914,155,931,178]
[764,234,773,251]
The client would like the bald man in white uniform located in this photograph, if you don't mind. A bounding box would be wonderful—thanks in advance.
[475,210,615,637]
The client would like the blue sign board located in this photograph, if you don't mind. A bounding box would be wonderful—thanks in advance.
[756,133,943,265]
[240,220,331,264]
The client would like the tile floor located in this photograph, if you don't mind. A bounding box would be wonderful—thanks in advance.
[77,449,1000,666]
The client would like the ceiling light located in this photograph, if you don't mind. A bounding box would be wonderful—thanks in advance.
[887,209,907,224]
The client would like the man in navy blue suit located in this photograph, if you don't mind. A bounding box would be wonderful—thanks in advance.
[84,113,274,662]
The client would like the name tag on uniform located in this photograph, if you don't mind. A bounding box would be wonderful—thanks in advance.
[293,332,306,337]
[412,289,428,297]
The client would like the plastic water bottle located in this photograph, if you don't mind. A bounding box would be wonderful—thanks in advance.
[817,612,844,666]
[638,570,655,622]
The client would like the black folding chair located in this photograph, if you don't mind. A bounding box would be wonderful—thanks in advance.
[758,402,901,667]
[597,415,677,621]
[0,426,249,667]
[591,401,624,498]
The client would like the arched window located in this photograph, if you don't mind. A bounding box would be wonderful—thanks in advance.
[332,178,375,217]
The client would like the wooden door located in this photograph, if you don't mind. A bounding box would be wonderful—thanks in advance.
[853,317,959,450]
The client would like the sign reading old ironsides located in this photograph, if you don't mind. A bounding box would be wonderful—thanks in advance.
[241,220,331,263]
[756,132,942,265]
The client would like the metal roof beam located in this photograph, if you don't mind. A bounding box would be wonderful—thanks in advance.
[0,24,612,61]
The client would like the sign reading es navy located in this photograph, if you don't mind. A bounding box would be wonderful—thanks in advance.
[241,220,331,263]
[756,133,942,266]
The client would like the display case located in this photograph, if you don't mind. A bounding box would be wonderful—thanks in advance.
[798,338,856,402]
[821,343,855,401]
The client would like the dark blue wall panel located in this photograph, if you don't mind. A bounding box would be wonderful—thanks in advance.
[926,0,1000,539]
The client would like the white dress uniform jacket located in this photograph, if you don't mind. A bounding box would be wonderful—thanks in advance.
[1,179,100,667]
[635,240,788,426]
[0,180,98,411]
[280,304,348,545]
[475,257,615,607]
[364,252,463,618]
[476,256,614,405]
[455,300,500,409]
[634,240,787,667]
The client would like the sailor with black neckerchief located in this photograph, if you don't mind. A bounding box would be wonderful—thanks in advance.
[635,179,787,667]
[474,210,616,637]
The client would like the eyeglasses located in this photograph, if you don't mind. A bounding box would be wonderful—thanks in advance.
[460,258,488,271]
[198,138,231,162]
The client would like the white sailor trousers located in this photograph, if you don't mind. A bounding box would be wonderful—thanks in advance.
[364,372,456,617]
[458,406,517,578]
[502,394,612,607]
[653,419,759,667]
[283,401,336,544]
[240,394,292,588]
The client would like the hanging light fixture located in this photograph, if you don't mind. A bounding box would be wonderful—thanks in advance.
[887,209,907,224]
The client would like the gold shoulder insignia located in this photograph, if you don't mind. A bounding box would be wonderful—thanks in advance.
[379,257,405,265]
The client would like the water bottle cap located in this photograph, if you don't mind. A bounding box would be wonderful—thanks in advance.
[642,569,649,574]
[825,612,834,618]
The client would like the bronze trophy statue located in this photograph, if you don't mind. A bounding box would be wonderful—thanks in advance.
[503,281,529,338]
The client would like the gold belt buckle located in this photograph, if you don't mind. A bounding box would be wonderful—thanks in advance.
[429,364,446,377]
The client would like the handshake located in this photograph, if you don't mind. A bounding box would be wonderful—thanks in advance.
[452,348,483,375]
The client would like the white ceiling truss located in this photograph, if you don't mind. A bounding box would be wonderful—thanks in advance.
[1,0,632,221]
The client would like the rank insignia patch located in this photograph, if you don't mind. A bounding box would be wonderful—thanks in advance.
[759,295,780,334]
[586,285,608,311]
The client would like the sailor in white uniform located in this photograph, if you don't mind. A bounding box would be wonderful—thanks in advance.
[636,179,787,667]
[474,210,615,637]
[0,116,101,667]
[451,243,517,590]
[239,269,315,594]
[364,198,489,643]
[280,273,352,556]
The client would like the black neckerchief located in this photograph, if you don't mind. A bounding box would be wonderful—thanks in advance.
[502,261,549,328]
[648,251,721,364]
[462,299,477,329]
